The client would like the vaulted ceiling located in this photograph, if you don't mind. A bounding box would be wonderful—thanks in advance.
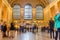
[7,0,51,8]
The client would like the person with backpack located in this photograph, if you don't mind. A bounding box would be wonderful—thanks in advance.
[49,18,54,39]
[54,11,60,40]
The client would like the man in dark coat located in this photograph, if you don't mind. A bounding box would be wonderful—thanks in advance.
[10,23,15,30]
[1,22,7,37]
[10,22,15,38]
[49,18,54,39]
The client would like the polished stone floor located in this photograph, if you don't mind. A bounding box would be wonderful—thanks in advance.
[0,31,55,40]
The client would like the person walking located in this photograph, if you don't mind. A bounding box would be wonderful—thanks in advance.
[10,22,15,38]
[49,18,54,39]
[1,22,7,37]
[54,11,60,40]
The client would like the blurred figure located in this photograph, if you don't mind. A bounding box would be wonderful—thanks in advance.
[10,22,15,38]
[26,23,30,32]
[7,23,10,37]
[1,22,7,37]
[10,22,15,30]
[54,11,60,40]
[49,18,54,39]
[32,24,38,33]
[20,24,25,32]
[20,21,26,32]
[0,23,1,30]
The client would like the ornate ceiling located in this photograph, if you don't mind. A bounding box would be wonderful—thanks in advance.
[7,0,51,8]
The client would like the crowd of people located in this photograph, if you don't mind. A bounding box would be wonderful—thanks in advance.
[0,21,38,38]
[0,11,60,40]
[0,22,16,38]
[20,22,38,33]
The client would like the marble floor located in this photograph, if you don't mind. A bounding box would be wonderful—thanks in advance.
[0,31,56,40]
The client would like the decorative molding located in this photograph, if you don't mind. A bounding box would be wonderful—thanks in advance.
[7,0,50,8]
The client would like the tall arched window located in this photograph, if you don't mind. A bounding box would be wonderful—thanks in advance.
[36,5,43,19]
[24,4,32,19]
[13,5,20,20]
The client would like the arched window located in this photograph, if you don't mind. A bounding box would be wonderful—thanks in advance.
[13,5,20,20]
[24,4,32,19]
[36,5,43,19]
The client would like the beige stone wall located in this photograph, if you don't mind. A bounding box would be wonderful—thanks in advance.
[0,0,12,23]
[44,0,60,26]
[0,0,2,22]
